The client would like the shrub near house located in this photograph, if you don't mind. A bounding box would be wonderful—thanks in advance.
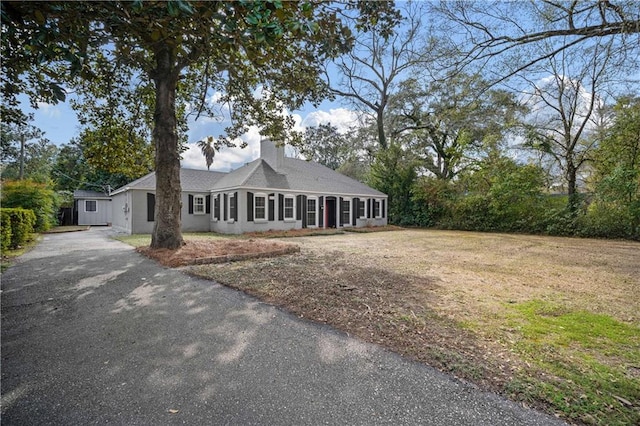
[0,208,36,251]
[1,180,58,232]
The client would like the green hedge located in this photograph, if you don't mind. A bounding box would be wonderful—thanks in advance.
[0,208,36,250]
[1,180,58,231]
[0,210,11,252]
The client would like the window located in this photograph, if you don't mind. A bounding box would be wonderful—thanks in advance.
[358,200,366,218]
[193,195,205,214]
[341,199,350,225]
[374,199,381,218]
[255,194,266,221]
[228,193,236,222]
[307,198,316,227]
[147,193,155,222]
[85,200,97,212]
[284,196,295,221]
[213,195,220,221]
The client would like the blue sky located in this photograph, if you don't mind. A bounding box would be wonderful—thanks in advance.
[19,92,360,173]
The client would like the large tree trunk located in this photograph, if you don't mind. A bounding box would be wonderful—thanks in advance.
[377,108,387,150]
[566,162,579,214]
[150,47,184,250]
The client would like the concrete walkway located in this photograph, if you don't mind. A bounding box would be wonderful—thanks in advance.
[1,228,564,425]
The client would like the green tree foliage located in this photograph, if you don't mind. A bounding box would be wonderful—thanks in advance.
[435,157,551,233]
[583,96,640,239]
[1,180,58,231]
[0,8,69,126]
[388,73,526,181]
[0,120,57,183]
[78,123,154,180]
[410,177,454,227]
[0,123,19,163]
[486,160,550,233]
[2,0,399,249]
[52,140,135,192]
[335,125,379,182]
[368,143,417,225]
[591,97,640,201]
[69,62,156,180]
[297,123,356,171]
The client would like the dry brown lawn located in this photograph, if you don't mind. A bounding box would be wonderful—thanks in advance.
[137,229,640,424]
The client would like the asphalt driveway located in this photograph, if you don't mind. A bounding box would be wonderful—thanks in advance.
[1,227,564,425]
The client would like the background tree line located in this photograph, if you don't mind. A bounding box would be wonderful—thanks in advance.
[298,1,639,240]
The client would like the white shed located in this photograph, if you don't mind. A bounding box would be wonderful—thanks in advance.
[73,190,112,226]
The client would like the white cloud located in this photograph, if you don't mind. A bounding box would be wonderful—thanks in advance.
[181,144,209,170]
[301,108,361,133]
[181,126,263,172]
[181,105,362,172]
[36,102,62,119]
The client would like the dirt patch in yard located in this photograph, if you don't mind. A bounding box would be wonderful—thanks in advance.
[137,239,299,267]
[188,250,520,390]
[243,224,403,238]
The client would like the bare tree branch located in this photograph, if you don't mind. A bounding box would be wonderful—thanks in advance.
[433,0,639,86]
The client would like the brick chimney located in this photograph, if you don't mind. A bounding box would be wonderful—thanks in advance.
[260,138,284,170]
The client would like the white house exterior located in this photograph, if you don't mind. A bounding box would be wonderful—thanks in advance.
[209,140,387,234]
[110,169,225,234]
[73,190,112,226]
[111,139,387,235]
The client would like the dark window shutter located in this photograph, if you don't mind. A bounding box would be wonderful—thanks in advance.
[301,195,308,228]
[223,194,228,221]
[147,193,155,222]
[367,198,372,218]
[318,196,324,227]
[382,199,386,218]
[339,197,344,226]
[296,195,303,220]
[278,194,284,221]
[188,194,194,214]
[214,194,220,220]
[352,198,359,226]
[206,195,211,214]
[247,192,254,222]
[268,193,275,221]
[233,191,238,221]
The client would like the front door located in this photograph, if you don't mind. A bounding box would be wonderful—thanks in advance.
[325,197,337,228]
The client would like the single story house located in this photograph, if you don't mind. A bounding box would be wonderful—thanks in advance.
[73,190,112,226]
[110,168,226,235]
[111,139,387,235]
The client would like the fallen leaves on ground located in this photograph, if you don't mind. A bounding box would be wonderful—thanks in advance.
[137,239,298,267]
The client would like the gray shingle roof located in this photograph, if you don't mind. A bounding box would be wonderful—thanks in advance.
[212,158,385,197]
[73,190,111,199]
[110,169,226,195]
